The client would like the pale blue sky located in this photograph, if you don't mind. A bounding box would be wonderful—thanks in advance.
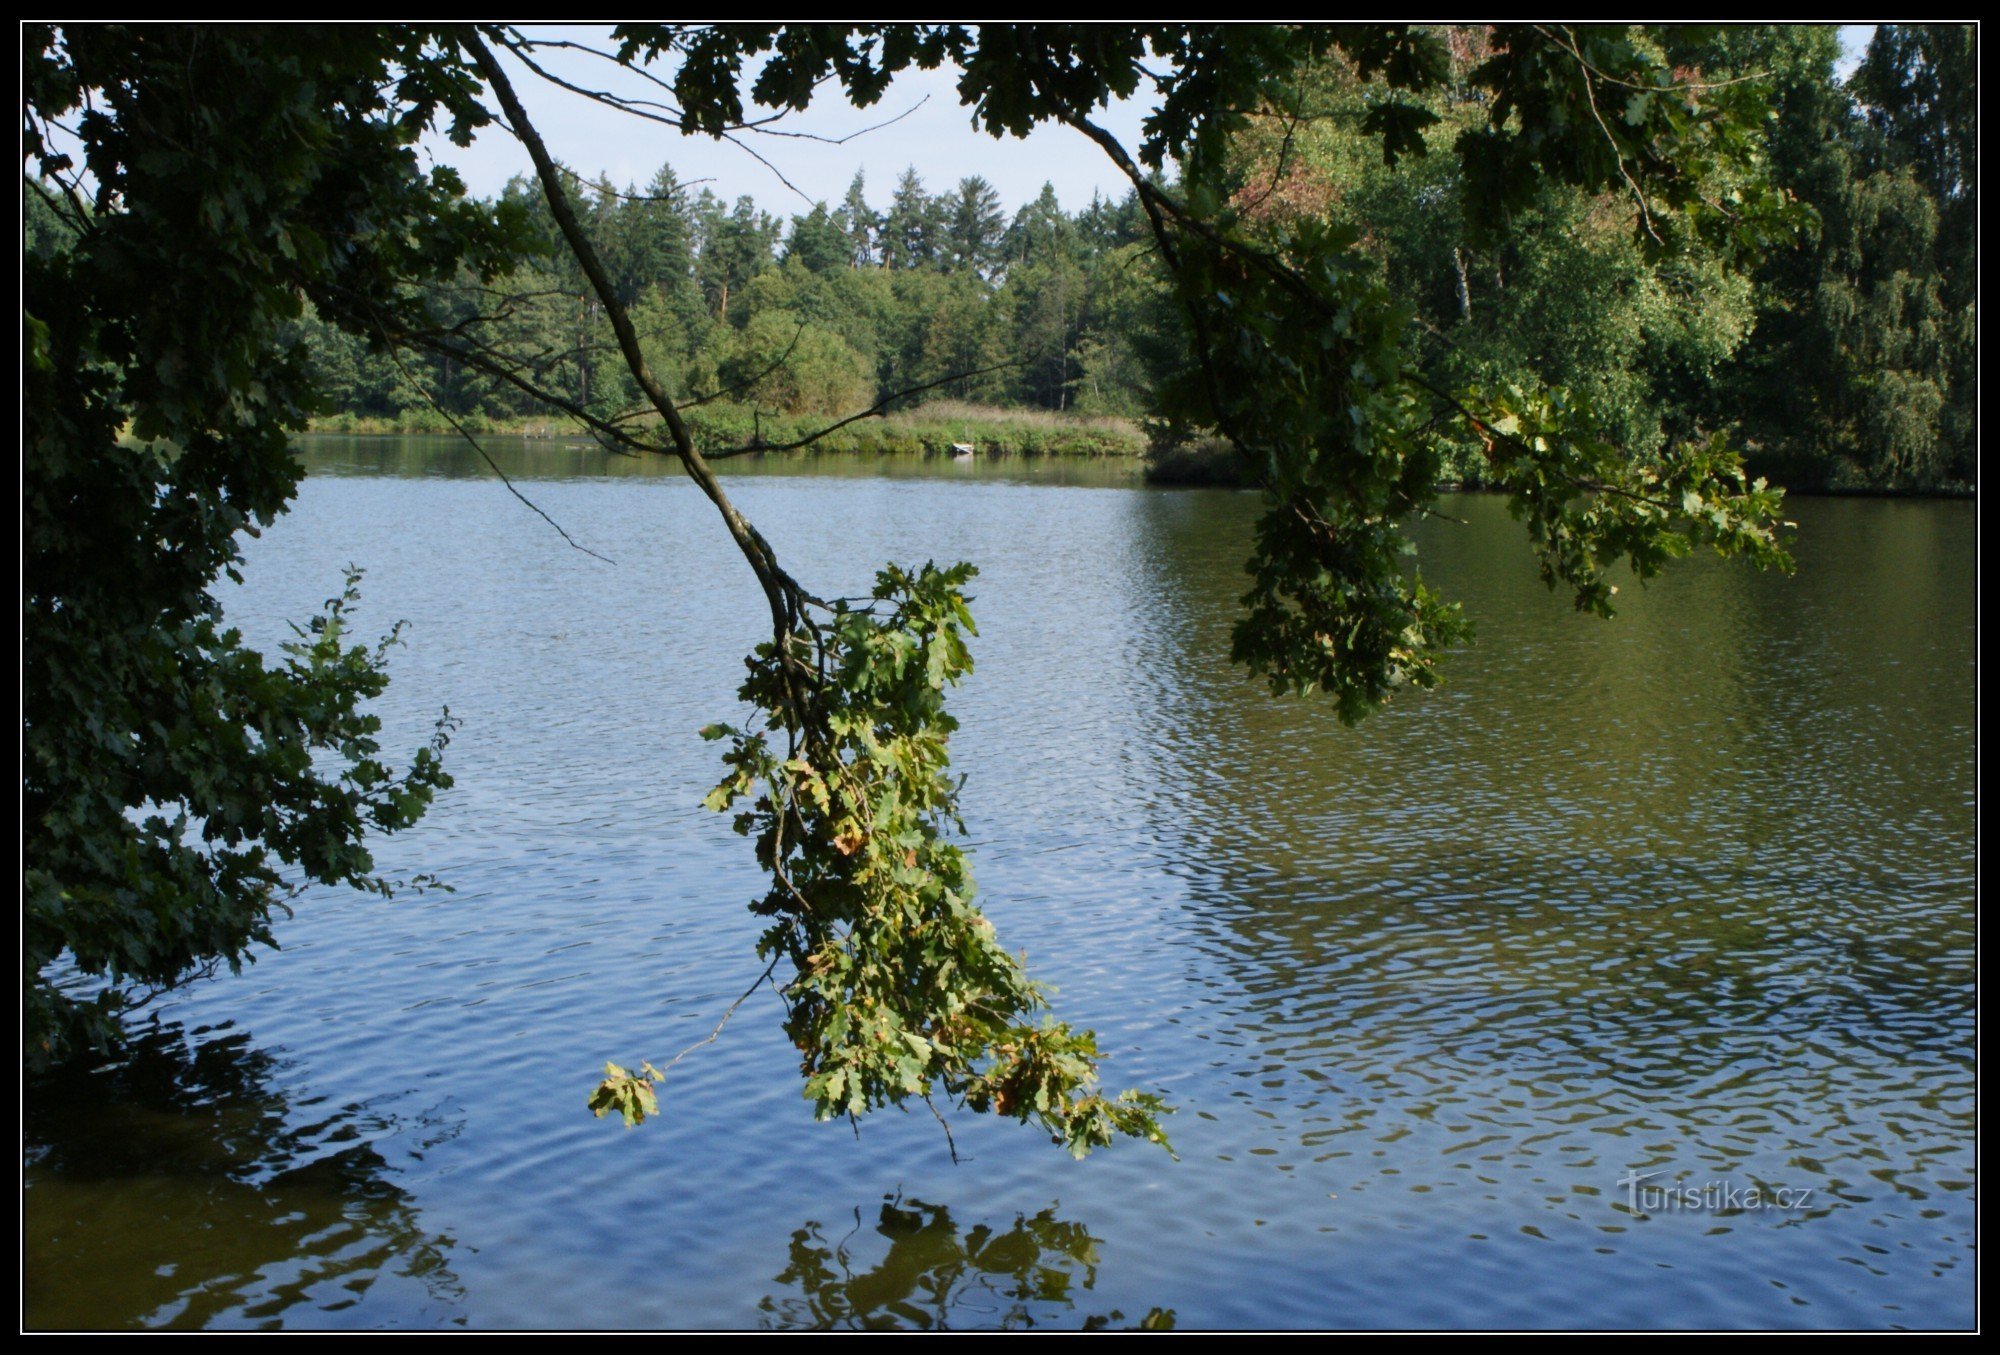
[428,25,1883,218]
[1836,24,1876,77]
[427,27,1161,218]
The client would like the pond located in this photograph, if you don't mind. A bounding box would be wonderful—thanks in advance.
[24,436,1977,1330]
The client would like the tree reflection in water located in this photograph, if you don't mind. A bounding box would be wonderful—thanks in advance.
[758,1192,1173,1331]
[24,1018,463,1331]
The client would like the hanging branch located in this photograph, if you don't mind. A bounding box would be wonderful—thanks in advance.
[489,27,927,205]
[457,24,1174,1159]
[383,310,1022,472]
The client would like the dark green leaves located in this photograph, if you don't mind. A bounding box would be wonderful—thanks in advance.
[1334,25,1453,92]
[22,568,457,1064]
[1454,25,1811,258]
[1360,100,1443,167]
[23,26,519,1063]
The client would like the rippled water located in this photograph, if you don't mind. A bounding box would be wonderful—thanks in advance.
[25,437,1976,1330]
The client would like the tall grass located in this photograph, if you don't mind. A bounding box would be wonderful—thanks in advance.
[306,399,1149,458]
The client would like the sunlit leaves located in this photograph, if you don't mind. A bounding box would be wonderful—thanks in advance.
[663,563,1172,1157]
[1460,382,1794,614]
[588,1061,665,1127]
[1119,26,1800,723]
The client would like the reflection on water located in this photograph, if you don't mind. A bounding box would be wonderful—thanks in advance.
[23,441,1975,1329]
[1108,488,1974,1326]
[24,1020,464,1330]
[757,1193,1172,1330]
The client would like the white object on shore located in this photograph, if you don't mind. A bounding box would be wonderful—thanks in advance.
[950,442,975,459]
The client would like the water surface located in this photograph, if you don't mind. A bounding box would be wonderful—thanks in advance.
[25,437,1976,1329]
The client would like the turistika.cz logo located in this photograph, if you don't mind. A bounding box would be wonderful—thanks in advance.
[1617,1170,1815,1216]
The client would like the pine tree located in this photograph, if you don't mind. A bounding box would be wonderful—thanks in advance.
[833,170,878,266]
[787,202,852,274]
[880,167,941,270]
[942,176,1005,276]
[1003,182,1075,267]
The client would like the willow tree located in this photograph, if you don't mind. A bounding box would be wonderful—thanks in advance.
[24,24,1796,1157]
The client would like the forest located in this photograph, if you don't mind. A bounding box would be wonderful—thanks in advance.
[260,25,1975,493]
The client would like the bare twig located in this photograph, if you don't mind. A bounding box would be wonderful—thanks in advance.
[1555,26,1663,245]
[652,948,786,1076]
[491,27,913,206]
[924,1094,963,1164]
[555,163,712,201]
[379,336,617,563]
[502,27,929,145]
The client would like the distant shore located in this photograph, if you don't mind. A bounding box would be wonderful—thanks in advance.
[1138,437,1976,498]
[300,406,1973,497]
[304,400,1149,459]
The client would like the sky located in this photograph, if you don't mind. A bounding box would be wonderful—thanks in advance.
[428,25,1881,219]
[424,27,1163,219]
[1835,24,1876,78]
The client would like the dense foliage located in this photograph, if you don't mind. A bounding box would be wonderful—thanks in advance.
[22,26,527,1062]
[1722,25,1977,490]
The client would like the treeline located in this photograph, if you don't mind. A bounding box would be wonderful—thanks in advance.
[265,25,1973,491]
[295,165,1166,430]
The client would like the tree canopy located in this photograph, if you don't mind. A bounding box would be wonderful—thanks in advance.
[25,23,1883,1155]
